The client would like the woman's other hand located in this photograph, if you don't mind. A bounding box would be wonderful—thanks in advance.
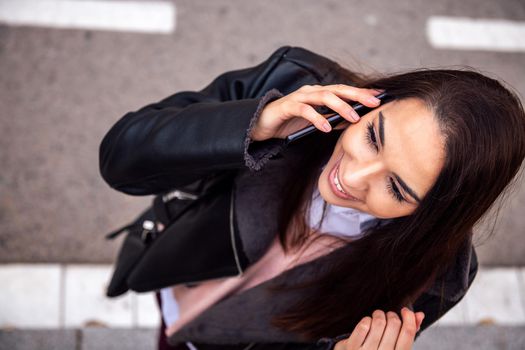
[334,308,425,350]
[249,84,383,141]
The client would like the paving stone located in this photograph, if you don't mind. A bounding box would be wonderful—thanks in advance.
[434,298,468,325]
[517,267,525,317]
[507,324,525,350]
[134,292,161,328]
[463,268,525,325]
[0,329,77,350]
[0,264,61,328]
[81,327,157,350]
[2,326,524,350]
[414,325,525,350]
[0,0,524,267]
[64,265,133,327]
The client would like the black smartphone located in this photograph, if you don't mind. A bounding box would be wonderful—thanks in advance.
[284,92,393,146]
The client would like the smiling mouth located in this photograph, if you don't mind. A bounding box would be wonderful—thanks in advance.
[329,153,360,201]
[334,167,348,194]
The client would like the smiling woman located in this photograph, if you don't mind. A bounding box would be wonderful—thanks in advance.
[318,98,445,218]
[259,66,525,346]
[99,46,525,350]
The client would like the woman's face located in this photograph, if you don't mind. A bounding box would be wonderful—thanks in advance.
[318,97,446,219]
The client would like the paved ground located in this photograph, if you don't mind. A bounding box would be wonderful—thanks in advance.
[2,326,525,350]
[1,0,525,349]
[0,0,524,265]
[2,265,524,329]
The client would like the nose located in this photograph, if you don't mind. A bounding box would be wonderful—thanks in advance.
[340,159,385,192]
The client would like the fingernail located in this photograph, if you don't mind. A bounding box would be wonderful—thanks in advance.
[368,96,381,104]
[323,121,332,132]
[349,110,360,121]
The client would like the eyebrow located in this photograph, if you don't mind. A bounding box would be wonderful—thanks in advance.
[378,111,422,204]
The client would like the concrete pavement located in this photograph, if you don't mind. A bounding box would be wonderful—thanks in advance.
[1,0,525,349]
[0,0,524,265]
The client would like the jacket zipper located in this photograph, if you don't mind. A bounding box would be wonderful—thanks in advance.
[162,189,198,202]
[230,184,244,276]
[166,185,243,277]
[153,183,243,288]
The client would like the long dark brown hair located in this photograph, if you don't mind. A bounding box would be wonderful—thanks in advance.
[267,66,525,340]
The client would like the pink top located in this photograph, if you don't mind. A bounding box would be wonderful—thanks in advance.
[163,232,348,337]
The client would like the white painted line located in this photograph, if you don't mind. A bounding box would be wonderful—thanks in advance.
[518,268,525,318]
[0,0,175,34]
[435,299,468,325]
[463,267,525,325]
[426,16,525,52]
[64,265,133,328]
[135,292,161,327]
[1,264,525,329]
[0,264,61,328]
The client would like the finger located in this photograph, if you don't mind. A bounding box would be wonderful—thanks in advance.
[314,84,383,108]
[296,90,361,122]
[344,316,372,349]
[378,311,402,350]
[415,312,425,332]
[362,310,387,349]
[285,102,333,133]
[395,307,418,350]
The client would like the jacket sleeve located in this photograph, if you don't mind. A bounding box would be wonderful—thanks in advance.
[99,46,297,196]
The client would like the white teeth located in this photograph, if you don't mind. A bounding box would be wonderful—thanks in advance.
[334,167,347,194]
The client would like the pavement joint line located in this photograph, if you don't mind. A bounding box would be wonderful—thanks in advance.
[1,263,524,329]
[0,0,176,34]
[517,268,525,320]
[462,288,470,324]
[426,16,525,52]
[131,292,138,328]
[59,265,66,329]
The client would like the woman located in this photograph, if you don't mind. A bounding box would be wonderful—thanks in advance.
[99,46,525,350]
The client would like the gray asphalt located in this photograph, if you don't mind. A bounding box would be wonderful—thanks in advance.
[1,326,524,350]
[1,0,524,264]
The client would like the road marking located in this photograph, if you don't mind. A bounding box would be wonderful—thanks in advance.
[426,16,525,52]
[0,0,175,34]
[1,264,525,329]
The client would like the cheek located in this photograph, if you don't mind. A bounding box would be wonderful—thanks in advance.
[366,192,416,219]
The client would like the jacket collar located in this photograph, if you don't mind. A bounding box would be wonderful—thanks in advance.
[167,246,334,346]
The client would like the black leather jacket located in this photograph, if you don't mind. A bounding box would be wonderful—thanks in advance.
[99,46,478,350]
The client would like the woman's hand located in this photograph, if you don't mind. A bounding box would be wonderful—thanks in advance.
[334,308,425,350]
[250,84,383,141]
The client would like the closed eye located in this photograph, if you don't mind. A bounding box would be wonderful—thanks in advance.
[365,121,379,153]
[364,121,406,203]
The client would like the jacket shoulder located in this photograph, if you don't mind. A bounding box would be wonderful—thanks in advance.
[261,45,345,82]
[425,236,478,303]
[285,46,342,70]
[411,235,478,337]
